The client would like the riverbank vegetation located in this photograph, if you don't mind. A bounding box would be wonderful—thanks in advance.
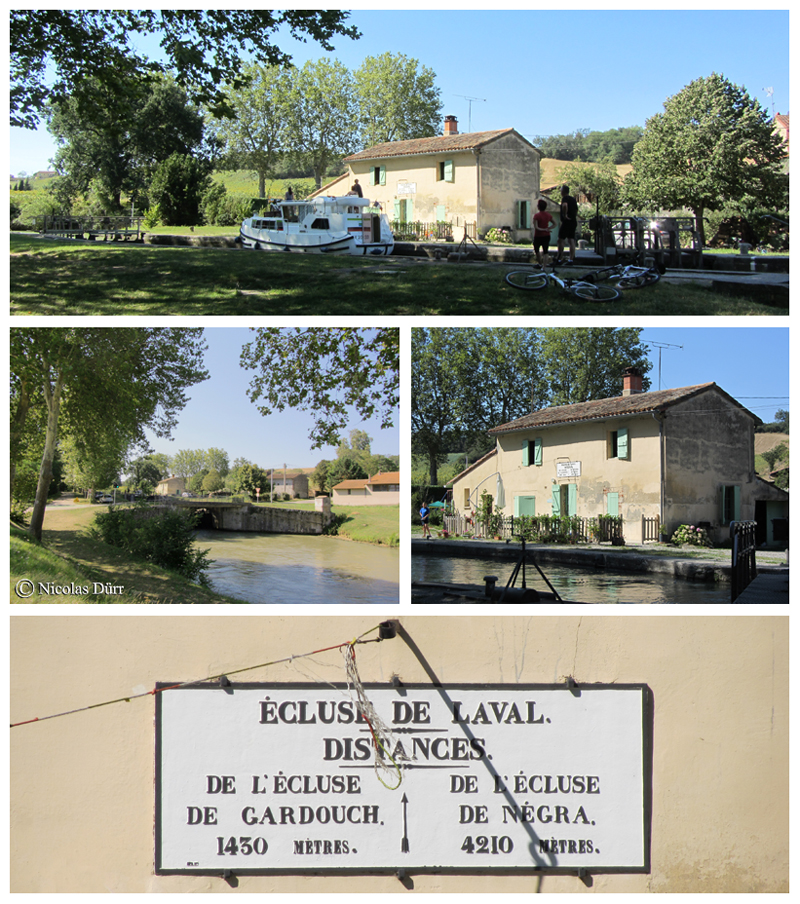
[10,507,240,604]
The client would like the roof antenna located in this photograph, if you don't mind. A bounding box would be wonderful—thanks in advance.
[648,341,683,390]
[454,94,486,132]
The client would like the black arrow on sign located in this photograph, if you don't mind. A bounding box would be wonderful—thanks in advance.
[401,793,410,852]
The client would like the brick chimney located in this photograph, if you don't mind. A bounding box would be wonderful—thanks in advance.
[622,367,643,395]
[444,115,458,136]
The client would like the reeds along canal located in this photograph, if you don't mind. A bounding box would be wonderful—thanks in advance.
[194,530,399,604]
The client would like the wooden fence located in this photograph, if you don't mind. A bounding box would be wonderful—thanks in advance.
[641,514,661,542]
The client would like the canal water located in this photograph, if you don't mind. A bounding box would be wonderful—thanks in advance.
[412,553,730,604]
[195,530,399,604]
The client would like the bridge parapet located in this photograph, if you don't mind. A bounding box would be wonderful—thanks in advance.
[161,498,333,534]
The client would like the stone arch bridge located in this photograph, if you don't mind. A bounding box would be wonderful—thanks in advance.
[160,497,333,534]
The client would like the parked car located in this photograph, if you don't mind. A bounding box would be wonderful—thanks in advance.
[97,494,114,504]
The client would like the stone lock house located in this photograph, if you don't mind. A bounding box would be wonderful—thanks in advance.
[335,116,542,241]
[451,369,789,547]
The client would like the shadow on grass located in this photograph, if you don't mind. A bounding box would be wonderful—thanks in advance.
[10,234,786,316]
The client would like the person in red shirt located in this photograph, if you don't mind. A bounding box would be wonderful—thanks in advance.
[531,198,556,265]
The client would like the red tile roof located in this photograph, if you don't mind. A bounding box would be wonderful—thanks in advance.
[368,471,400,485]
[344,129,535,162]
[488,383,760,435]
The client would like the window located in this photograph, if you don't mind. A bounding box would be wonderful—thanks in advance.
[608,426,630,460]
[310,218,329,230]
[463,488,470,508]
[514,496,536,517]
[369,166,386,186]
[437,159,455,182]
[522,438,542,466]
[516,200,531,229]
[720,485,741,524]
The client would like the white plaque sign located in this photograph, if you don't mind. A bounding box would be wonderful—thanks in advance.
[155,683,650,874]
[557,461,581,478]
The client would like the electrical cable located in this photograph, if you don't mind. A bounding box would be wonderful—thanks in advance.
[11,622,390,729]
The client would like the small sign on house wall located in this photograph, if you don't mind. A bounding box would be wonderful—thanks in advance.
[557,461,582,478]
[155,683,650,875]
[397,181,416,194]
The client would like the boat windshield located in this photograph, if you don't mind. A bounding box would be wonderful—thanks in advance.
[281,203,312,224]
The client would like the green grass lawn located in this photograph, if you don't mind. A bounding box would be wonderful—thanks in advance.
[10,233,784,316]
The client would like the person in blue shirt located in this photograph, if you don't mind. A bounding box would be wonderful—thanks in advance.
[419,503,432,539]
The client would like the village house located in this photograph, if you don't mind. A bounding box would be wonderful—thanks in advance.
[332,471,400,507]
[265,468,312,498]
[154,476,186,496]
[451,369,789,548]
[332,116,542,241]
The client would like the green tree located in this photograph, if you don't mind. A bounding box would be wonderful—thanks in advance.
[208,63,290,198]
[11,10,360,129]
[10,328,208,540]
[170,449,208,480]
[205,448,230,478]
[229,462,269,498]
[623,73,787,244]
[202,469,225,494]
[538,328,651,405]
[556,159,622,213]
[282,59,357,188]
[411,328,541,485]
[149,153,211,226]
[47,75,205,211]
[354,52,441,148]
[241,328,399,449]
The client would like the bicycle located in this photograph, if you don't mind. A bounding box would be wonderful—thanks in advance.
[505,264,622,301]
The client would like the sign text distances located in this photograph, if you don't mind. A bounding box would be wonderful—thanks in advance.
[155,683,648,874]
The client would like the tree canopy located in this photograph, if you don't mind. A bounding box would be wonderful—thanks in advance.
[623,73,787,243]
[10,328,208,539]
[534,126,643,164]
[241,328,399,449]
[11,10,360,129]
[412,327,652,484]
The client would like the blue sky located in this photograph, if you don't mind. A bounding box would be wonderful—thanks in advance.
[639,327,788,422]
[144,328,400,471]
[10,9,789,174]
[148,326,787,474]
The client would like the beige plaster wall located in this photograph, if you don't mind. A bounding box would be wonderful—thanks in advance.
[349,151,478,225]
[478,134,541,238]
[10,615,787,893]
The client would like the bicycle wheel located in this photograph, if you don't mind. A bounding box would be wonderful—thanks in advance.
[505,271,548,290]
[571,284,621,302]
[618,272,660,289]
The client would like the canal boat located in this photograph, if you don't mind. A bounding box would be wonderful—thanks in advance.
[239,195,395,255]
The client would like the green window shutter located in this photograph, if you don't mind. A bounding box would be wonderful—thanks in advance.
[617,426,629,460]
[533,437,542,466]
[607,492,619,516]
[379,166,386,186]
[551,486,561,516]
[567,483,577,516]
[393,200,402,221]
[369,168,376,186]
[515,496,536,516]
[435,205,446,222]
[733,485,741,521]
[522,440,530,467]
[444,159,454,182]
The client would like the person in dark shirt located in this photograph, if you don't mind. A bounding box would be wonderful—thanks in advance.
[555,184,578,264]
[351,179,363,197]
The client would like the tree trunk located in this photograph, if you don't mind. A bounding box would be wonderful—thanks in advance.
[693,204,706,246]
[28,371,64,542]
[10,376,33,508]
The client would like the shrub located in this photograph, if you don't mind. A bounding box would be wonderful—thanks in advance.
[484,226,514,244]
[89,506,212,584]
[670,523,712,547]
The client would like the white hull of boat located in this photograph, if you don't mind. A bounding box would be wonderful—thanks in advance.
[239,195,394,257]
